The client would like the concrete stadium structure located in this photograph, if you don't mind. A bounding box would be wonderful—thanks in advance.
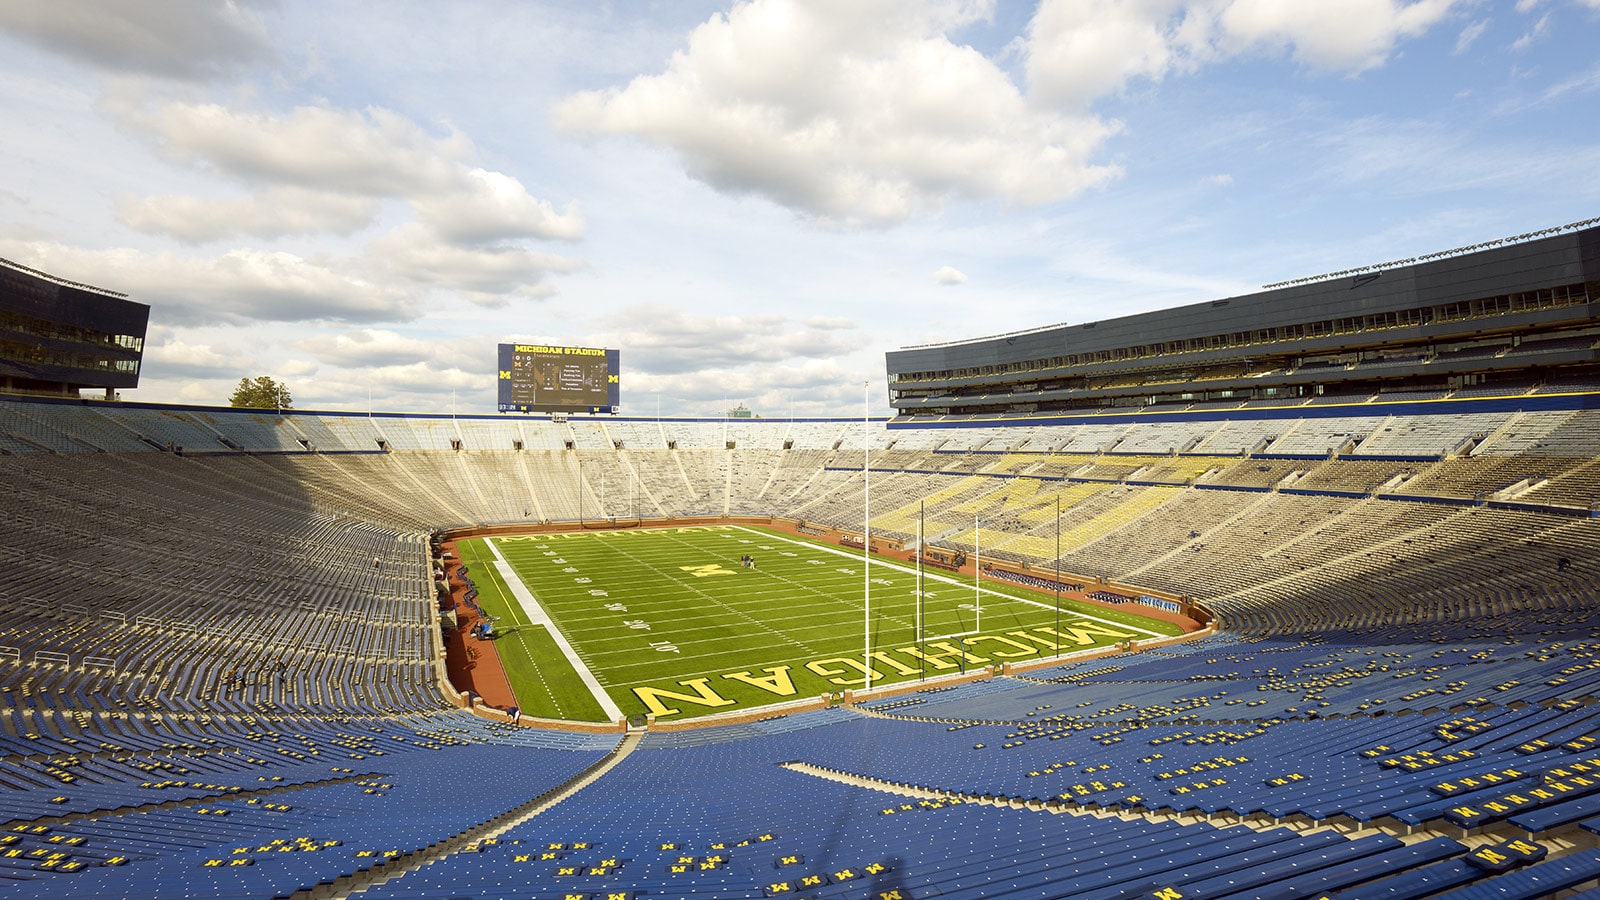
[5,225,1600,896]
[887,221,1600,417]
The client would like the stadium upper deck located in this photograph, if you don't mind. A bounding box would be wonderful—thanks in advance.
[0,257,147,400]
[886,220,1600,418]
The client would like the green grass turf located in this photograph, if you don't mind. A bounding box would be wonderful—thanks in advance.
[457,539,609,721]
[461,524,1182,721]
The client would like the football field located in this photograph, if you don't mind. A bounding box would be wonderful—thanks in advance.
[457,524,1182,721]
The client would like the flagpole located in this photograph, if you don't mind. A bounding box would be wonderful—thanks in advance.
[863,380,871,692]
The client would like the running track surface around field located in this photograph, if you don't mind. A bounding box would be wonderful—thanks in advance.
[441,546,519,712]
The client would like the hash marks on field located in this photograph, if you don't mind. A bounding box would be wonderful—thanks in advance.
[492,526,1079,691]
[496,530,825,679]
[510,626,564,718]
[568,528,822,661]
[493,528,873,685]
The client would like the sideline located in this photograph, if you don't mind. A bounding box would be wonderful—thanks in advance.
[728,524,1170,639]
[485,538,625,721]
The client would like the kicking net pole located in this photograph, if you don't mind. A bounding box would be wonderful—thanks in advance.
[1055,494,1061,658]
[974,514,981,635]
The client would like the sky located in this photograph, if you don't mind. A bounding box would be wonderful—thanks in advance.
[1,0,1598,417]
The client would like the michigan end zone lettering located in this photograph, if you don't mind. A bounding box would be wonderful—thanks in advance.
[631,621,1134,717]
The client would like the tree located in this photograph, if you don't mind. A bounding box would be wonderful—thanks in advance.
[230,376,292,410]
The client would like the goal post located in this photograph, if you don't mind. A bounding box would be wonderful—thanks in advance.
[920,512,984,645]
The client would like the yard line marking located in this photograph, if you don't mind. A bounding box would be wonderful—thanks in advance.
[597,528,824,657]
[729,525,1168,639]
[486,538,624,722]
[512,627,563,718]
[649,527,918,630]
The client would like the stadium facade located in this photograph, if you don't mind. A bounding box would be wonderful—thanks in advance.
[887,222,1600,418]
[0,257,148,400]
[6,227,1600,897]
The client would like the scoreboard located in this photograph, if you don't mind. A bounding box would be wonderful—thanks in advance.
[497,344,620,413]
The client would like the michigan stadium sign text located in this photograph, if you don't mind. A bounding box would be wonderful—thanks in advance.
[512,344,606,356]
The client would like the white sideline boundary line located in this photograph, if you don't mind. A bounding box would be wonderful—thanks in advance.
[486,538,624,722]
[729,525,1169,639]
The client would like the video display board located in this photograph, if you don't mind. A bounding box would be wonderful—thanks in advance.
[497,344,619,413]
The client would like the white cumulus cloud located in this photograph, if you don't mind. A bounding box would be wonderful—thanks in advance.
[556,0,1460,227]
[0,239,415,326]
[1026,0,1465,109]
[0,0,273,80]
[141,338,247,379]
[932,265,967,285]
[411,168,584,244]
[113,98,586,245]
[555,0,1121,226]
[589,304,864,375]
[1024,0,1187,110]
[101,96,587,301]
[117,187,380,242]
[365,223,583,306]
[298,329,442,368]
[1214,0,1460,71]
[117,101,471,196]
